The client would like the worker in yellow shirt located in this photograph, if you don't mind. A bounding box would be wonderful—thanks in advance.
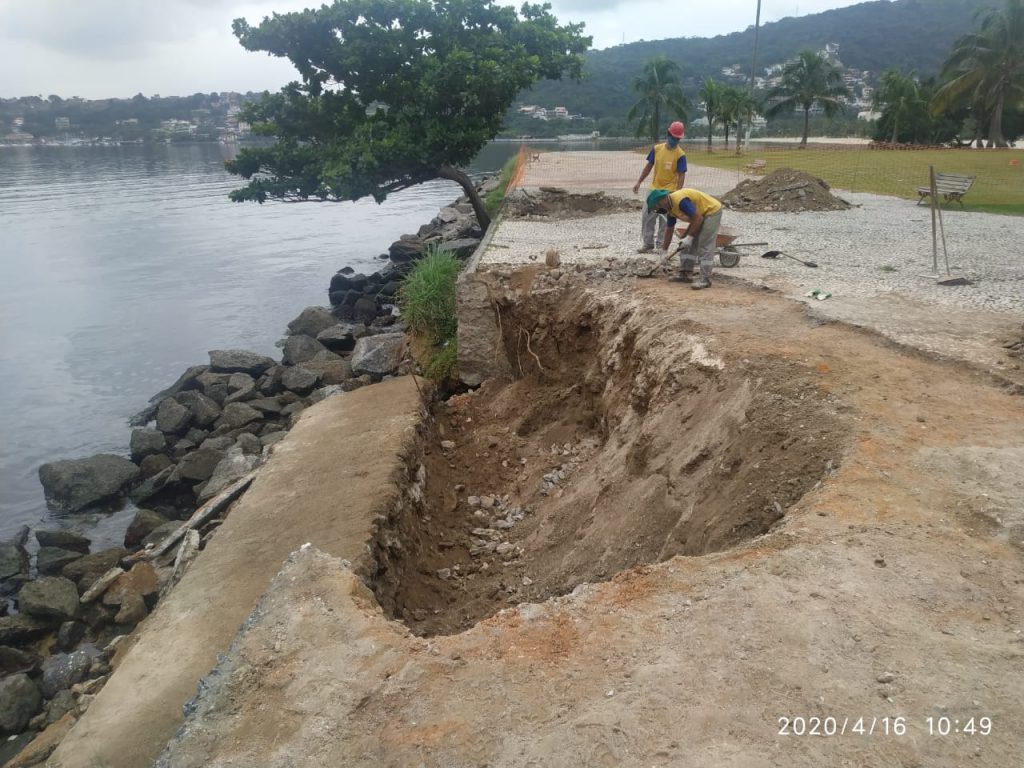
[632,121,687,253]
[645,187,723,290]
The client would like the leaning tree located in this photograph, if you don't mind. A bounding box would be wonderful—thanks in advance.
[226,0,590,231]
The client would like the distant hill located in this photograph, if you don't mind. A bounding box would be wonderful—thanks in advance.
[522,0,992,120]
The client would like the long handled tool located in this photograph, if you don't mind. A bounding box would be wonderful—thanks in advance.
[761,249,818,268]
[637,243,684,278]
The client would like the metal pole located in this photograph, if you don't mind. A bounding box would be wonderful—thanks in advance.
[747,0,763,149]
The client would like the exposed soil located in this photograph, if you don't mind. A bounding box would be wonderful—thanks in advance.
[504,188,640,220]
[722,167,852,212]
[371,280,848,636]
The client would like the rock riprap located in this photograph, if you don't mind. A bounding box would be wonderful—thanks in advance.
[37,455,139,513]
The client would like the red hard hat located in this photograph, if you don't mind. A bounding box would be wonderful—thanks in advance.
[668,121,685,138]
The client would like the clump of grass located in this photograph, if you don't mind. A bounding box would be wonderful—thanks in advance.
[484,154,519,218]
[425,340,458,381]
[879,264,898,272]
[397,246,461,344]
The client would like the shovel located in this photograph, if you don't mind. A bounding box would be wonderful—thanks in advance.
[761,249,818,268]
[637,243,684,278]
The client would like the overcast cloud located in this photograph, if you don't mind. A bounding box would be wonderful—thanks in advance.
[0,0,870,99]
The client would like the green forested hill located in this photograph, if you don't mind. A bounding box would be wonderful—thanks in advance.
[522,0,991,120]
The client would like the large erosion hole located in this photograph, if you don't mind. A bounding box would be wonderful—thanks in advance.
[370,281,849,636]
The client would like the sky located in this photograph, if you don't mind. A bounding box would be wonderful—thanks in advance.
[0,0,871,99]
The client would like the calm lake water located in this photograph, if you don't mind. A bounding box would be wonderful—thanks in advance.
[0,142,518,544]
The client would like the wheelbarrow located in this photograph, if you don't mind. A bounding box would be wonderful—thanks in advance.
[638,224,768,277]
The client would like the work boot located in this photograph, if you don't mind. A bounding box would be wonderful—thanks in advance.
[637,244,655,253]
[691,277,712,290]
[668,271,693,283]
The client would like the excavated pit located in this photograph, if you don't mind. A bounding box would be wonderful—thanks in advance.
[370,276,849,636]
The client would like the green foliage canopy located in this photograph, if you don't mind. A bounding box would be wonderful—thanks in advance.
[627,55,689,143]
[764,50,849,146]
[225,0,590,230]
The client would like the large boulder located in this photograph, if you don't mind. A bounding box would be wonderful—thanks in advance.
[176,447,225,483]
[35,530,90,554]
[37,455,139,513]
[123,509,168,548]
[0,541,30,582]
[303,355,353,386]
[156,398,191,435]
[188,392,222,426]
[316,323,362,352]
[147,365,207,404]
[195,370,232,404]
[329,272,370,293]
[287,306,337,338]
[0,674,42,735]
[351,333,407,377]
[62,549,126,592]
[40,645,100,699]
[352,296,378,324]
[129,428,166,461]
[257,365,286,396]
[388,237,425,263]
[224,373,256,405]
[282,335,327,366]
[281,366,321,396]
[197,450,259,502]
[0,645,39,676]
[214,402,262,431]
[18,577,79,623]
[208,349,276,376]
[35,548,84,576]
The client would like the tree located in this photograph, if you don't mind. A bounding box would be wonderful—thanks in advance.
[698,77,723,150]
[225,0,590,231]
[873,70,922,143]
[931,0,1024,148]
[626,55,689,143]
[764,49,849,147]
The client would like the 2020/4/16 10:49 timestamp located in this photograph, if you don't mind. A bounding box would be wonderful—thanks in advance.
[926,716,992,736]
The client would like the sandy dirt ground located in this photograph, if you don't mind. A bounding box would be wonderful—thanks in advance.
[158,276,1024,767]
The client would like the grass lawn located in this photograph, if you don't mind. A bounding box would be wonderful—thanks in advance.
[689,146,1024,215]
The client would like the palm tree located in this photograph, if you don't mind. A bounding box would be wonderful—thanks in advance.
[873,70,922,144]
[627,56,689,143]
[698,77,723,151]
[931,0,1024,148]
[764,50,849,148]
[723,87,760,152]
[719,86,741,150]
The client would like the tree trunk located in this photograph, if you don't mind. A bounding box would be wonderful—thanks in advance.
[801,107,810,148]
[891,114,899,144]
[652,103,661,145]
[439,165,491,233]
[988,91,1007,148]
[707,114,713,151]
[724,124,730,149]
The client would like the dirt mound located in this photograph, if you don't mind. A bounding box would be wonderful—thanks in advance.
[504,188,639,220]
[370,280,849,636]
[722,168,852,212]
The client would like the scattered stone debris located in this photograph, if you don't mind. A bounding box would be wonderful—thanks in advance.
[721,168,852,212]
[505,188,639,220]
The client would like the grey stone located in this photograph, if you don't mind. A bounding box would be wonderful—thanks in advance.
[457,271,513,386]
[156,398,191,435]
[137,453,172,479]
[303,355,353,386]
[176,447,225,483]
[352,296,378,323]
[0,615,50,645]
[18,577,79,622]
[281,366,321,396]
[388,238,425,262]
[280,402,305,417]
[55,621,86,652]
[351,333,407,377]
[184,427,209,445]
[0,645,39,675]
[258,365,286,396]
[195,370,231,404]
[37,455,139,514]
[316,323,359,352]
[40,645,99,698]
[224,373,256,404]
[329,272,369,293]
[148,365,207,404]
[214,402,262,431]
[46,689,77,724]
[189,392,222,426]
[124,509,167,549]
[208,349,276,375]
[282,334,326,366]
[260,432,288,448]
[441,237,481,258]
[287,306,337,338]
[341,374,373,392]
[142,522,181,549]
[129,428,166,461]
[36,548,84,576]
[234,433,262,456]
[0,673,42,734]
[35,530,90,554]
[129,465,173,504]
[247,397,283,415]
[171,439,197,461]
[62,549,127,592]
[197,451,258,502]
[0,541,30,581]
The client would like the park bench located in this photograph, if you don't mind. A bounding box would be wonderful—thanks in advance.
[744,158,767,174]
[916,172,976,207]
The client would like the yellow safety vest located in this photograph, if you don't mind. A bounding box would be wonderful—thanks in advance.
[651,143,687,191]
[667,188,722,219]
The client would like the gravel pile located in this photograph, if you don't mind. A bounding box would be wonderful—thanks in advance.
[722,168,852,212]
